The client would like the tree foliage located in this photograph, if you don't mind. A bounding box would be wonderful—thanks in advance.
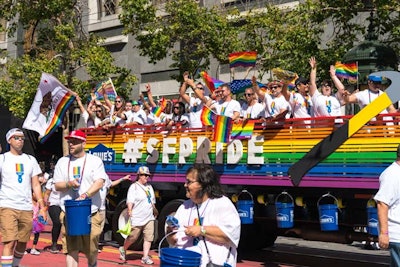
[120,0,399,81]
[0,0,137,119]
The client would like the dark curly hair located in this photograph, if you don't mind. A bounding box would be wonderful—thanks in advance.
[186,164,224,199]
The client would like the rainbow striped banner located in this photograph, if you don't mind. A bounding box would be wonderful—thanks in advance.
[23,73,76,144]
[231,120,255,140]
[93,78,117,104]
[200,106,215,126]
[200,71,225,93]
[212,115,232,143]
[229,51,257,68]
[335,62,358,80]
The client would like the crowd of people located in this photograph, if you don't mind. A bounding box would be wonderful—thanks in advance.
[74,57,397,134]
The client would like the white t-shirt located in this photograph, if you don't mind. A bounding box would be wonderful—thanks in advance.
[126,182,156,226]
[213,100,241,118]
[374,162,400,242]
[264,94,290,118]
[289,91,313,118]
[355,89,392,124]
[311,91,343,123]
[53,153,107,213]
[129,109,147,125]
[173,196,241,267]
[45,178,61,207]
[188,97,205,128]
[0,152,42,211]
[240,102,264,119]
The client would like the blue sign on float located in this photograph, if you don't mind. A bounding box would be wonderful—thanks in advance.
[88,143,115,163]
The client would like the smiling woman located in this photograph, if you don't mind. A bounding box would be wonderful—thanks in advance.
[166,164,241,267]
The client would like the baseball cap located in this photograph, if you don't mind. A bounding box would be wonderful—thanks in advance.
[65,130,87,142]
[6,128,24,141]
[137,166,151,175]
[295,77,309,86]
[368,75,382,83]
[132,101,139,105]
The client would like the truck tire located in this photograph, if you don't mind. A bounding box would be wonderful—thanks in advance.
[111,200,143,250]
[156,199,185,246]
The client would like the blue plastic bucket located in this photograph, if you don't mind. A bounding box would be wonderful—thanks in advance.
[367,206,379,236]
[318,194,338,231]
[64,199,92,236]
[236,190,254,224]
[160,248,201,267]
[275,192,294,228]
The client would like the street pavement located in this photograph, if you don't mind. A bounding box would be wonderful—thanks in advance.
[2,223,263,267]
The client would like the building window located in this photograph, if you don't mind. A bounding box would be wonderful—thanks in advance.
[103,0,118,16]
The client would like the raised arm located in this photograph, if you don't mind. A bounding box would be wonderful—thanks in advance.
[308,57,317,97]
[146,84,157,108]
[179,72,191,104]
[252,75,265,101]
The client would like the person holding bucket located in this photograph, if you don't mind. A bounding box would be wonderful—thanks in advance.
[53,130,108,267]
[374,144,400,266]
[0,128,47,267]
[119,166,157,265]
[166,164,241,267]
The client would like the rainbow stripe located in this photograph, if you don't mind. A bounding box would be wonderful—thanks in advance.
[200,107,215,126]
[212,115,232,143]
[16,163,23,173]
[152,97,167,117]
[231,120,255,140]
[73,166,80,178]
[335,62,358,80]
[200,71,224,93]
[229,51,257,68]
[41,91,76,143]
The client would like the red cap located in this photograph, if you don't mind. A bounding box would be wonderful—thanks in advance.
[65,130,87,141]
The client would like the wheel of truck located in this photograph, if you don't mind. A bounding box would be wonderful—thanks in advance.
[156,199,185,247]
[111,200,143,250]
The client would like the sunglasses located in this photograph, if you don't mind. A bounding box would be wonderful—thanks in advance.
[13,136,25,141]
[245,93,254,96]
[196,87,204,90]
[115,100,122,103]
[270,86,280,89]
[174,106,180,109]
[140,174,150,177]
[96,110,102,113]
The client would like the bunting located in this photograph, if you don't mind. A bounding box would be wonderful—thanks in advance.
[23,73,76,143]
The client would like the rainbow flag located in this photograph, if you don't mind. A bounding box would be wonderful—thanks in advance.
[23,73,76,144]
[15,163,24,173]
[93,78,117,104]
[229,51,257,68]
[212,115,232,143]
[231,120,255,140]
[152,97,166,117]
[335,62,358,80]
[200,71,225,93]
[200,106,215,126]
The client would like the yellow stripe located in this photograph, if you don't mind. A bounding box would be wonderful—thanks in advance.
[348,93,392,136]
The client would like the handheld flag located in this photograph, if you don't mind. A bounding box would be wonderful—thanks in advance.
[229,51,257,68]
[152,97,167,117]
[23,73,76,143]
[212,115,232,143]
[93,78,117,104]
[229,79,264,95]
[200,106,215,126]
[335,62,358,80]
[200,71,224,93]
[231,120,255,140]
